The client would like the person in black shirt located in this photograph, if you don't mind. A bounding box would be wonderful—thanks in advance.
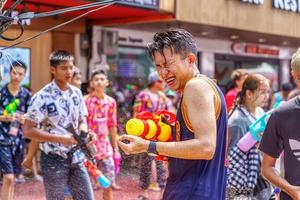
[260,49,300,200]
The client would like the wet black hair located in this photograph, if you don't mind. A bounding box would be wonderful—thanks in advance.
[49,50,74,67]
[10,60,27,72]
[91,70,107,80]
[148,28,198,60]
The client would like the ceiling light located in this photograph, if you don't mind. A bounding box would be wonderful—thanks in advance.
[258,38,266,43]
[230,35,239,40]
[282,41,289,45]
[201,31,209,36]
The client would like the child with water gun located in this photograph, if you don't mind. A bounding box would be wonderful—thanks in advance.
[0,61,31,200]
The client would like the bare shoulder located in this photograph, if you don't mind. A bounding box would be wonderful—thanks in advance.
[184,77,215,98]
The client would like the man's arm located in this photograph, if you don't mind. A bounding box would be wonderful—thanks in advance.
[261,153,300,199]
[0,115,14,122]
[23,119,75,146]
[156,78,216,159]
[22,141,40,168]
[119,78,217,160]
[109,126,118,152]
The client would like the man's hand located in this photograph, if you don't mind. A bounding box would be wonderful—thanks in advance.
[14,114,26,124]
[289,186,300,200]
[113,148,120,156]
[88,131,97,143]
[60,134,77,147]
[22,156,33,169]
[0,115,14,122]
[118,135,149,155]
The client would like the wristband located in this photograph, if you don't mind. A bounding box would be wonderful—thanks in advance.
[147,141,157,156]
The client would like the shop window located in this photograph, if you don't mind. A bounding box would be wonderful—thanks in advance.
[215,54,279,94]
[107,46,154,90]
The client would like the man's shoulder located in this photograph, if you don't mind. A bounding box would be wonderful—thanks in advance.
[184,76,216,97]
[69,84,81,94]
[0,84,8,96]
[105,94,116,104]
[274,97,300,115]
[20,86,31,96]
[136,89,149,99]
[32,83,53,99]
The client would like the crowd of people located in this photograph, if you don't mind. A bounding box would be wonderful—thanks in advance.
[0,29,299,200]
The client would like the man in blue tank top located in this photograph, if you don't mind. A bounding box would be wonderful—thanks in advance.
[118,29,228,200]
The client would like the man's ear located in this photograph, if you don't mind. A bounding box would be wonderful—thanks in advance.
[50,66,56,76]
[187,53,196,64]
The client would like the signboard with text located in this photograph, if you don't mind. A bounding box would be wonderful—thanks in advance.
[240,0,264,5]
[273,0,300,13]
[109,0,159,9]
[231,42,280,57]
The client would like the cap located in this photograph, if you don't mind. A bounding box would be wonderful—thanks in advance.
[148,71,161,85]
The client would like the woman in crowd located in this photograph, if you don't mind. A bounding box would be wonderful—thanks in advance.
[227,73,273,200]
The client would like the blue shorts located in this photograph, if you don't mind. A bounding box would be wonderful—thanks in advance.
[0,143,24,174]
[40,152,94,200]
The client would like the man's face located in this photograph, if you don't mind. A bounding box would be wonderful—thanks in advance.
[153,48,190,91]
[292,69,300,89]
[51,61,74,85]
[91,73,108,91]
[71,74,82,89]
[9,66,26,85]
[153,79,165,91]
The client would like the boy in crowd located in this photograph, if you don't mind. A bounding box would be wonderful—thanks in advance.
[0,61,31,200]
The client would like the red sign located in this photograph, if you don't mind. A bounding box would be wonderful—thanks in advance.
[245,44,279,56]
[231,42,280,57]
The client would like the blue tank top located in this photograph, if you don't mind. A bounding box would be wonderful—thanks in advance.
[163,76,228,200]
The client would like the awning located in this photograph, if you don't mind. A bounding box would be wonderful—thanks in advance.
[3,0,174,26]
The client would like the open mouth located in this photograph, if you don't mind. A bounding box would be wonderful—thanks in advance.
[166,77,176,87]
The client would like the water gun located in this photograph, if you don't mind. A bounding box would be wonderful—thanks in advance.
[66,124,111,188]
[237,101,282,152]
[113,154,121,174]
[3,98,20,115]
[126,110,176,142]
[84,160,111,188]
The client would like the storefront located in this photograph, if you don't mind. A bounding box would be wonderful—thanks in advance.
[197,39,294,93]
[109,0,300,93]
[87,26,294,94]
[0,0,174,92]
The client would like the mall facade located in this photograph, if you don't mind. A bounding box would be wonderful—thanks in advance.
[1,0,300,93]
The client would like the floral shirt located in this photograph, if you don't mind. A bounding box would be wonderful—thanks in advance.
[133,89,169,114]
[26,81,87,163]
[0,84,31,151]
[85,94,117,160]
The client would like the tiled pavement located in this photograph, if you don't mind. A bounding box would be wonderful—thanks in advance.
[14,174,162,200]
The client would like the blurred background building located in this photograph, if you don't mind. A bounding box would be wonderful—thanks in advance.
[1,0,300,93]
